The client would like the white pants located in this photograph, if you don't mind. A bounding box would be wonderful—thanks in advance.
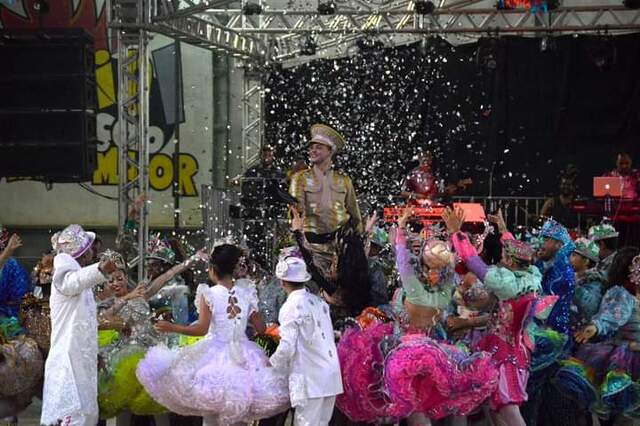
[294,396,336,426]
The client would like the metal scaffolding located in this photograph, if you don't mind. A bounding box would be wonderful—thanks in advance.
[146,1,640,64]
[110,0,640,256]
[242,72,264,171]
[112,0,150,283]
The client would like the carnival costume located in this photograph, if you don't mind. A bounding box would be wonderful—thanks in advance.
[41,225,108,426]
[136,282,289,424]
[336,228,498,423]
[452,231,544,410]
[555,254,640,419]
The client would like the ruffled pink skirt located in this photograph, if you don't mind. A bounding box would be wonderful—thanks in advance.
[336,323,498,422]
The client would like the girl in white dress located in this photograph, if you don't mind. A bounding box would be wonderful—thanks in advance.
[136,244,289,425]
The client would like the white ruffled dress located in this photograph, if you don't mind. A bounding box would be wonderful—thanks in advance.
[136,283,290,423]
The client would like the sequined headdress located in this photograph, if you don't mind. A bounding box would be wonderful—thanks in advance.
[573,238,600,263]
[100,249,128,271]
[503,239,535,263]
[146,235,176,265]
[540,218,571,245]
[588,223,619,242]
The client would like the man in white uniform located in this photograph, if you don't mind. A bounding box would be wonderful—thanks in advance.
[269,256,343,426]
[41,224,116,426]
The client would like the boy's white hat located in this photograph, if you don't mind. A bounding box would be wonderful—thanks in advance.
[276,257,311,283]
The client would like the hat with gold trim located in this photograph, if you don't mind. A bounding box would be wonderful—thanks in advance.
[308,124,345,152]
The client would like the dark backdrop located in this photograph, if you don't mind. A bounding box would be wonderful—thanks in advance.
[263,33,640,208]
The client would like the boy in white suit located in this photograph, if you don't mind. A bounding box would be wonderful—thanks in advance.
[269,256,343,426]
[41,224,116,426]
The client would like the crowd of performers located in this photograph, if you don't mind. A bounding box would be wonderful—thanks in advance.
[1,123,640,426]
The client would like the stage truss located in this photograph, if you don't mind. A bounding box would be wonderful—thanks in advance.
[112,0,151,282]
[147,1,640,63]
[110,0,640,258]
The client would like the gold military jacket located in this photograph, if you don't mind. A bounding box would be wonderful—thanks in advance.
[289,166,363,235]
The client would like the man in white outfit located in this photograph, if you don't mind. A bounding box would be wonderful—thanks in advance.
[41,224,116,426]
[269,256,343,426]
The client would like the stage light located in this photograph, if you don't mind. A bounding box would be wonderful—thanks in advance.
[318,1,336,15]
[299,36,317,56]
[539,34,556,52]
[623,0,640,8]
[414,0,435,14]
[242,2,262,15]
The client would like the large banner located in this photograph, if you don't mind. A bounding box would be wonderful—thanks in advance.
[0,0,212,227]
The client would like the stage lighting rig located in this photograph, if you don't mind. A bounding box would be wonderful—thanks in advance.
[414,1,435,14]
[318,1,336,15]
[242,2,263,15]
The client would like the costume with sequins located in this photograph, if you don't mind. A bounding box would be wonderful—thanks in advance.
[0,257,31,317]
[555,285,640,418]
[571,269,605,330]
[451,231,542,410]
[535,242,576,336]
[97,297,167,419]
[0,316,44,417]
[336,228,498,422]
[136,283,289,423]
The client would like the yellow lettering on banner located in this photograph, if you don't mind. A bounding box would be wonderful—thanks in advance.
[179,154,199,196]
[149,154,173,191]
[93,146,118,184]
[90,147,199,197]
[95,50,116,109]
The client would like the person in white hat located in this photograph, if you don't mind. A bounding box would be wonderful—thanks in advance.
[269,256,343,426]
[288,124,371,319]
[41,224,117,426]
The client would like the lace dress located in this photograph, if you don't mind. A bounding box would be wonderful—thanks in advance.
[136,283,289,423]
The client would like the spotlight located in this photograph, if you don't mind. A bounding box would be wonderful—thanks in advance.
[414,0,435,14]
[623,0,640,8]
[317,1,336,15]
[539,34,557,52]
[299,36,317,56]
[242,2,262,15]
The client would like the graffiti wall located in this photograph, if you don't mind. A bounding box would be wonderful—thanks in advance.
[0,0,213,227]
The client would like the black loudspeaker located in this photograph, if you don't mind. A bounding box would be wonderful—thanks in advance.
[0,29,97,182]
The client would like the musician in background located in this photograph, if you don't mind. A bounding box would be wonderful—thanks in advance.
[241,145,286,267]
[606,152,639,200]
[540,176,579,230]
[400,150,472,205]
[602,152,640,246]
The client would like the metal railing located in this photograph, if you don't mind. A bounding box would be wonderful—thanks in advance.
[451,196,548,229]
